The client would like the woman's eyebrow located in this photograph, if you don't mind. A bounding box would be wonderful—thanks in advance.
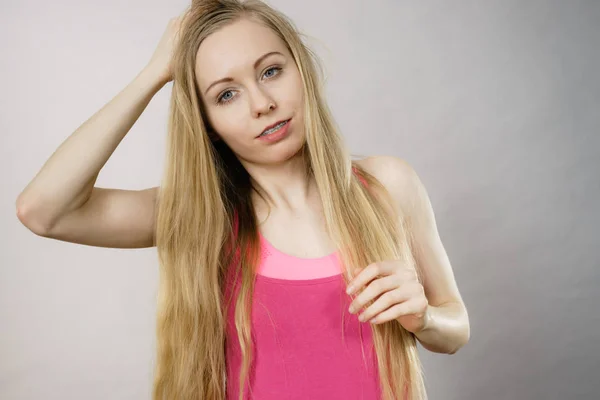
[203,51,284,95]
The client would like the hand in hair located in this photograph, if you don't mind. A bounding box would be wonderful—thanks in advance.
[146,15,184,84]
[346,260,430,333]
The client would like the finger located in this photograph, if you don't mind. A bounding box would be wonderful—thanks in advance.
[368,298,424,324]
[356,287,408,322]
[347,262,386,295]
[349,275,400,314]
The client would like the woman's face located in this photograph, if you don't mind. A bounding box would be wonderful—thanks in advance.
[195,18,306,164]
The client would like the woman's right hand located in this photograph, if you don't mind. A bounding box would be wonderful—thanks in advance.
[146,15,185,84]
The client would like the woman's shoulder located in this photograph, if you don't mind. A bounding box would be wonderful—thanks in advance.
[354,155,424,212]
[355,155,417,188]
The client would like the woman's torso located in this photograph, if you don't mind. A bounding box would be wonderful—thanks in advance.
[224,166,382,399]
[223,241,381,400]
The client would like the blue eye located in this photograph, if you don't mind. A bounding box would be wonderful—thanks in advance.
[217,90,234,104]
[263,66,282,79]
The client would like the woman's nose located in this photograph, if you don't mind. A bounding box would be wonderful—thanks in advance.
[249,86,276,118]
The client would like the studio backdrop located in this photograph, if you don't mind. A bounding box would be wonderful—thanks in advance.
[1,0,598,399]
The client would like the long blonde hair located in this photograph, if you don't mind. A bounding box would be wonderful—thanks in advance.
[153,1,426,399]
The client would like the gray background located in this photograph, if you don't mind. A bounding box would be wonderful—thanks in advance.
[1,0,599,399]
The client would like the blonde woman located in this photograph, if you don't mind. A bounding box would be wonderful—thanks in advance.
[16,1,470,399]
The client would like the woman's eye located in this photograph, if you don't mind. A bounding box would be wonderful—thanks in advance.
[263,67,282,79]
[218,90,234,104]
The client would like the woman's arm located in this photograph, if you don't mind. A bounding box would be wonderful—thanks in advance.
[16,66,166,236]
[361,155,470,354]
[16,18,182,248]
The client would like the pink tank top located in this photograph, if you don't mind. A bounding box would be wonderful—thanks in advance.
[224,169,382,399]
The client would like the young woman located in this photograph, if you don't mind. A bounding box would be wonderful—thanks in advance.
[16,1,470,399]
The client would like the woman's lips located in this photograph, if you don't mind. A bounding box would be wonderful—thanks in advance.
[256,119,292,142]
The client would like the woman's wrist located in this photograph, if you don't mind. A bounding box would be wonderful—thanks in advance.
[140,63,171,89]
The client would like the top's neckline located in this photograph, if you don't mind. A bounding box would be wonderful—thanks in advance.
[254,272,343,285]
[258,230,338,261]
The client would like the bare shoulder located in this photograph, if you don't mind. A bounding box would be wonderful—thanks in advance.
[355,155,423,213]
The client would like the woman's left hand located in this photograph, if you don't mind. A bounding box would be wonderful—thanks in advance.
[346,260,430,333]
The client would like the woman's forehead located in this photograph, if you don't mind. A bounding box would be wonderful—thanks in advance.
[195,19,287,87]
